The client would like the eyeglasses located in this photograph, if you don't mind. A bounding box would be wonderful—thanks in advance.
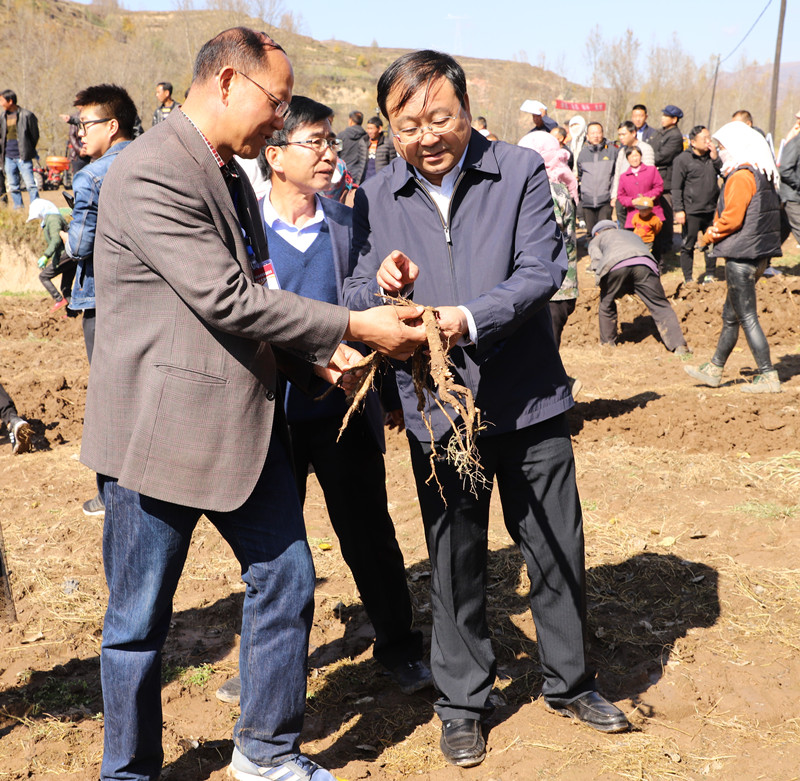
[282,137,343,154]
[78,117,112,134]
[235,70,290,118]
[393,115,459,144]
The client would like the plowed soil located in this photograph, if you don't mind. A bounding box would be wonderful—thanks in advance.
[1,240,799,781]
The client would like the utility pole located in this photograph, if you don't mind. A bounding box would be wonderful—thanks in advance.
[708,55,721,131]
[768,0,787,139]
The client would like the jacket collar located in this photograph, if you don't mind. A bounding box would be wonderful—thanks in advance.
[389,129,498,195]
[171,109,240,225]
[99,139,132,161]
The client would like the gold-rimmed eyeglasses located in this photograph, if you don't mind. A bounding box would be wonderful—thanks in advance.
[393,115,459,144]
[235,70,290,118]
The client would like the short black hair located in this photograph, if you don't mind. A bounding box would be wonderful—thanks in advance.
[732,109,753,124]
[74,83,137,138]
[689,125,707,141]
[1,89,17,104]
[261,95,333,178]
[366,115,383,127]
[618,120,636,134]
[193,27,285,84]
[624,145,643,160]
[157,81,173,95]
[552,125,567,142]
[475,116,487,128]
[349,110,363,125]
[632,104,647,113]
[587,121,603,133]
[377,50,467,119]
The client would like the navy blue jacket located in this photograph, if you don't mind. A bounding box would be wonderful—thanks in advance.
[305,195,394,452]
[343,131,572,442]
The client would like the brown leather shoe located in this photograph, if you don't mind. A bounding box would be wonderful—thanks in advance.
[440,718,486,767]
[545,691,629,733]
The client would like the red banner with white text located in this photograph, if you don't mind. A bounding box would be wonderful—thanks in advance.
[554,99,606,112]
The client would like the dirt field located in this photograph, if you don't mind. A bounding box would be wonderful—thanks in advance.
[1,238,799,781]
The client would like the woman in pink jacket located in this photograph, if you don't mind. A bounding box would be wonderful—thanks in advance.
[616,146,664,228]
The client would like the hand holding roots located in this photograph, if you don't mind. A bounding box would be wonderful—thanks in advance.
[337,298,485,497]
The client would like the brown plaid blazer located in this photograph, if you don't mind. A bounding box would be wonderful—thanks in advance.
[80,112,349,511]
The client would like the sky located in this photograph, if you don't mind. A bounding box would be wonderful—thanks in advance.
[83,0,797,87]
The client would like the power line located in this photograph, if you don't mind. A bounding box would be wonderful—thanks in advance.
[720,0,774,66]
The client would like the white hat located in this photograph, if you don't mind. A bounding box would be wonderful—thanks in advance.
[520,99,547,116]
[26,198,60,222]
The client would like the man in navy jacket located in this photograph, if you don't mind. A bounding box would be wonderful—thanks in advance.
[343,50,629,769]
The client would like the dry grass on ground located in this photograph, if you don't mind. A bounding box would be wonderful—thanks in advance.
[1,243,800,780]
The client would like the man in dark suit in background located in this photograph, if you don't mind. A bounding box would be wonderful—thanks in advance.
[338,108,366,180]
[81,27,426,781]
[631,103,657,144]
[652,104,685,262]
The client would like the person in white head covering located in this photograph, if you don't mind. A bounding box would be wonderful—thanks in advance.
[684,121,783,393]
[567,115,587,175]
[518,131,582,393]
[26,198,75,314]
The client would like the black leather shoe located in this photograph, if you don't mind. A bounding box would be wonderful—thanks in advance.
[440,718,486,767]
[545,691,629,733]
[388,660,433,695]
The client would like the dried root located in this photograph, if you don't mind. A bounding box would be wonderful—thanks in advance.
[336,298,485,498]
[336,351,383,439]
[413,307,485,498]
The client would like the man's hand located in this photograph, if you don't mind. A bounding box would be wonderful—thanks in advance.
[434,305,469,349]
[385,408,405,432]
[59,230,69,245]
[313,342,363,392]
[376,250,419,294]
[346,305,426,360]
[674,210,686,226]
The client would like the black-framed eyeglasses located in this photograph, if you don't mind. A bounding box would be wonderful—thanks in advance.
[235,70,290,118]
[78,117,112,134]
[282,137,343,154]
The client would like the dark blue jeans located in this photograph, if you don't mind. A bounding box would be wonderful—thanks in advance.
[99,435,314,780]
[711,257,773,373]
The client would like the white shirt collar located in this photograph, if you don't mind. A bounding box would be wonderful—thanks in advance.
[413,146,470,222]
[413,145,469,197]
[260,180,326,234]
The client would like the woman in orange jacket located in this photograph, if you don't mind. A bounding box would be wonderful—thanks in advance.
[684,122,782,393]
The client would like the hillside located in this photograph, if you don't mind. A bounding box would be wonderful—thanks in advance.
[2,0,798,159]
[0,0,586,155]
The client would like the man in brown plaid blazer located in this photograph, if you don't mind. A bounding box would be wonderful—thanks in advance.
[80,28,425,781]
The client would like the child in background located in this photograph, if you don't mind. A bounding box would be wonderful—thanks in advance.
[26,199,75,316]
[631,196,663,250]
